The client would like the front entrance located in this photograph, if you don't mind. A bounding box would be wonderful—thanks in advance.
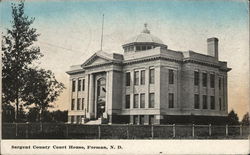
[96,77,106,118]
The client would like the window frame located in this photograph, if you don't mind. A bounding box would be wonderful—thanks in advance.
[126,72,131,86]
[134,71,139,85]
[149,93,155,108]
[168,93,174,108]
[125,94,130,109]
[134,94,139,108]
[219,77,222,90]
[210,74,215,88]
[140,70,145,85]
[210,96,215,110]
[194,71,199,86]
[71,99,75,110]
[194,94,200,109]
[134,115,139,125]
[72,80,76,92]
[78,79,81,91]
[149,68,155,84]
[202,73,207,87]
[202,95,207,109]
[140,93,145,108]
[140,115,144,125]
[77,98,81,110]
[169,69,174,84]
[82,79,85,91]
[219,98,222,110]
[82,98,84,110]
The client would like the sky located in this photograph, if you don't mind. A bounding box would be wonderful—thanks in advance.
[1,0,249,119]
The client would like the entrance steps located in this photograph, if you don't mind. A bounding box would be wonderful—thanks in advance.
[85,117,108,124]
[85,119,102,125]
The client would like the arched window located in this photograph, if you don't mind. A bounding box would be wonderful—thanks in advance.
[97,78,106,98]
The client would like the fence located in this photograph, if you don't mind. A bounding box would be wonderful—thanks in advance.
[2,123,249,139]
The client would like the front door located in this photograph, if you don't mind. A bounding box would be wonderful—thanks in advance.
[96,77,106,118]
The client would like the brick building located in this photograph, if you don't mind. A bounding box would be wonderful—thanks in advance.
[66,25,231,125]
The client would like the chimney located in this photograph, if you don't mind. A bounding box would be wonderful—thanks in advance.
[207,37,218,59]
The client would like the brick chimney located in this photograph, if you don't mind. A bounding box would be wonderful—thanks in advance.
[207,37,218,60]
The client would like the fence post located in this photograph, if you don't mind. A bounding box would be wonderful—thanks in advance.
[240,125,243,136]
[151,125,154,139]
[98,125,101,139]
[66,124,69,138]
[127,124,129,139]
[25,123,29,139]
[15,123,18,137]
[173,124,175,138]
[192,124,195,138]
[225,124,228,137]
[209,124,211,136]
[40,123,43,132]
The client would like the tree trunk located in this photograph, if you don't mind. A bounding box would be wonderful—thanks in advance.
[15,96,19,122]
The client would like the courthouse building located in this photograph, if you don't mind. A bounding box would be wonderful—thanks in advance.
[66,25,231,125]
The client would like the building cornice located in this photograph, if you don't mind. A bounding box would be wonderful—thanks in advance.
[67,54,231,75]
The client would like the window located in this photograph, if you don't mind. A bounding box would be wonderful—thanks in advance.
[136,46,141,51]
[168,93,174,108]
[194,71,199,86]
[202,95,207,109]
[149,93,155,108]
[202,73,207,87]
[219,77,221,90]
[134,115,139,125]
[169,69,174,84]
[77,98,81,110]
[194,94,200,109]
[125,95,130,109]
[223,98,225,110]
[140,115,144,125]
[82,98,84,110]
[78,79,81,91]
[97,78,106,98]
[71,99,75,110]
[82,79,85,91]
[126,72,131,86]
[140,93,145,108]
[129,46,134,51]
[210,96,215,109]
[72,81,76,92]
[134,94,139,108]
[142,46,146,51]
[71,116,74,123]
[77,116,81,123]
[219,98,222,110]
[147,46,152,50]
[149,68,155,84]
[149,115,154,125]
[140,70,145,85]
[134,71,139,85]
[210,74,215,88]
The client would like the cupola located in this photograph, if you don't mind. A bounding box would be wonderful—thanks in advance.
[122,24,167,53]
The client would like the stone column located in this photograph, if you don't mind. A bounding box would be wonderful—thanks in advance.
[89,74,95,119]
[107,71,113,123]
[145,67,150,108]
[103,71,109,119]
[68,79,73,123]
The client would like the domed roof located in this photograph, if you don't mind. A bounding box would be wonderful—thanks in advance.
[123,24,164,46]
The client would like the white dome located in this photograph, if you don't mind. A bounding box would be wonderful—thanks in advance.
[123,24,164,46]
[124,33,164,45]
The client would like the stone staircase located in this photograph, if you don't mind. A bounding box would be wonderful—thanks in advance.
[85,117,108,124]
[85,118,102,124]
